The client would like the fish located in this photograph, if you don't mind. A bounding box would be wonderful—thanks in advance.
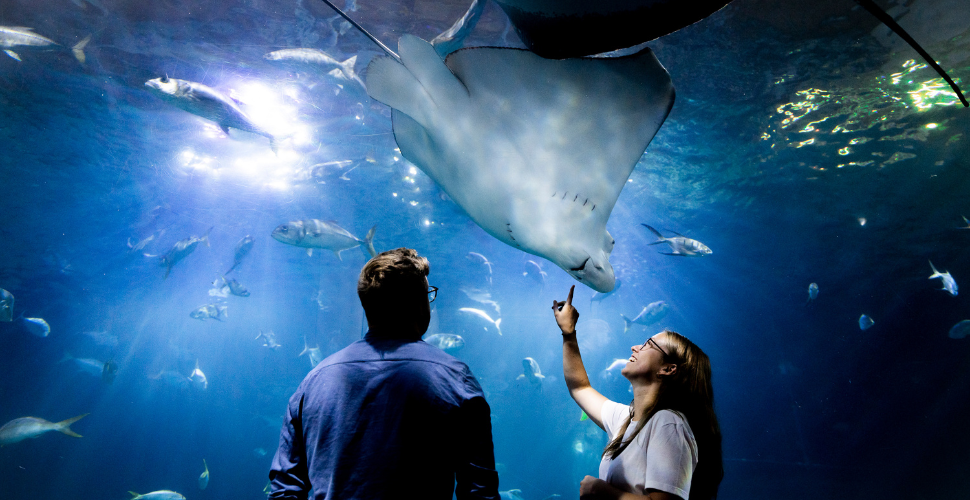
[601,358,629,380]
[199,459,209,490]
[590,279,621,307]
[0,414,88,446]
[190,303,228,321]
[71,35,90,64]
[264,49,365,88]
[807,283,819,302]
[459,307,502,336]
[641,224,712,257]
[460,287,500,316]
[466,251,493,284]
[127,491,186,500]
[20,314,50,337]
[256,330,282,350]
[189,360,208,390]
[949,320,970,339]
[0,27,57,60]
[271,220,376,259]
[254,447,269,457]
[621,301,669,333]
[159,227,212,279]
[60,353,116,383]
[524,260,547,287]
[300,338,324,367]
[0,288,13,321]
[145,77,278,153]
[961,216,970,229]
[127,230,164,254]
[225,235,255,274]
[516,357,546,388]
[224,276,250,297]
[859,314,875,331]
[928,260,958,296]
[423,333,465,353]
[366,35,674,293]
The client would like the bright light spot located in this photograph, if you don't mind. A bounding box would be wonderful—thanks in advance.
[838,147,850,156]
[265,180,290,191]
[423,219,431,226]
[410,201,419,206]
[393,156,399,162]
[392,192,398,197]
[858,218,866,226]
[926,123,938,129]
[227,81,311,150]
[409,167,417,175]
[796,138,815,148]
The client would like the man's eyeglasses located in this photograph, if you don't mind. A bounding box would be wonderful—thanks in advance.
[641,337,670,359]
[428,285,438,303]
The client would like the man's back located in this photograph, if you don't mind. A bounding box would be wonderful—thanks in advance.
[269,336,500,500]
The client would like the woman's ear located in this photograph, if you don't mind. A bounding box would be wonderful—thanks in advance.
[659,364,678,377]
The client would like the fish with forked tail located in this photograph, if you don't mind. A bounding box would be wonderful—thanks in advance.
[190,303,227,321]
[0,414,88,446]
[272,220,376,259]
[145,76,278,153]
[160,227,212,279]
[641,224,712,256]
[621,301,669,333]
[928,260,958,296]
[226,235,255,274]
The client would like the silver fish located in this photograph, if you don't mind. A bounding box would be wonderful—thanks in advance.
[189,360,208,390]
[0,27,88,64]
[641,224,712,256]
[145,77,278,153]
[460,287,500,316]
[808,283,819,302]
[300,338,323,367]
[516,357,545,388]
[859,314,875,330]
[60,353,111,379]
[160,228,212,279]
[621,301,669,333]
[466,252,493,284]
[524,260,547,287]
[224,277,250,297]
[929,260,958,296]
[127,230,164,254]
[949,320,970,339]
[199,459,209,490]
[271,220,376,259]
[190,303,228,321]
[0,288,13,321]
[128,491,187,500]
[256,330,281,350]
[423,333,465,353]
[264,49,364,87]
[600,358,629,381]
[0,414,87,446]
[21,315,50,337]
[590,279,621,306]
[225,235,254,274]
[459,308,502,336]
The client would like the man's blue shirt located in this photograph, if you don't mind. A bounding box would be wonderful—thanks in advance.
[269,334,500,500]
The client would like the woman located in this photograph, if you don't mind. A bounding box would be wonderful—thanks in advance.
[552,286,722,500]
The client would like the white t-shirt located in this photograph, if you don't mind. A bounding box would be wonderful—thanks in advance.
[598,400,698,499]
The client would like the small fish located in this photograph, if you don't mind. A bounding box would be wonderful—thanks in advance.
[102,360,118,384]
[224,276,250,297]
[0,26,56,57]
[928,260,958,296]
[127,230,164,254]
[146,76,279,153]
[859,314,875,331]
[524,260,547,287]
[460,287,500,316]
[264,49,365,88]
[127,490,186,500]
[590,279,621,307]
[272,220,376,259]
[300,338,323,367]
[71,35,90,64]
[423,333,465,353]
[516,357,546,388]
[0,288,13,321]
[807,283,819,303]
[256,330,282,350]
[159,228,212,279]
[600,358,628,380]
[198,458,209,490]
[189,360,208,390]
[960,216,970,229]
[190,303,228,321]
[20,314,50,337]
[500,489,526,500]
[621,301,669,333]
[948,320,970,339]
[466,252,493,284]
[254,447,268,458]
[60,353,114,381]
[226,235,255,274]
[0,414,88,446]
[641,224,712,256]
[459,308,502,336]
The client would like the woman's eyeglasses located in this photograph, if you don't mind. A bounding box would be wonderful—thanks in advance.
[428,285,438,303]
[641,338,670,358]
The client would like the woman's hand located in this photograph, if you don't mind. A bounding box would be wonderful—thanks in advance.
[552,285,579,335]
[579,475,610,499]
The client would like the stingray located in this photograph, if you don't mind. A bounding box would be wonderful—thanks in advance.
[364,35,674,292]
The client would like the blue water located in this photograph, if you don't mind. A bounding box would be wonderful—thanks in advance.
[1,0,969,498]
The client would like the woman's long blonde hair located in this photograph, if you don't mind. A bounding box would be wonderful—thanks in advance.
[602,330,723,499]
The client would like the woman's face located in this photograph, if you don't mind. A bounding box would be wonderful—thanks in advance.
[621,332,668,381]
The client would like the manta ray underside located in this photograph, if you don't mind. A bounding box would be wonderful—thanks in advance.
[366,35,675,292]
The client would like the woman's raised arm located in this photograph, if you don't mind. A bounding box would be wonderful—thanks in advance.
[553,285,608,431]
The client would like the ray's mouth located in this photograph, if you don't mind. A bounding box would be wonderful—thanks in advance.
[570,257,590,272]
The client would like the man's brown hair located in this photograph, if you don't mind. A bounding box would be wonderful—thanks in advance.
[357,248,430,334]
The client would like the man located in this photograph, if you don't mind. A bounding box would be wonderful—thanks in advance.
[269,248,500,500]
